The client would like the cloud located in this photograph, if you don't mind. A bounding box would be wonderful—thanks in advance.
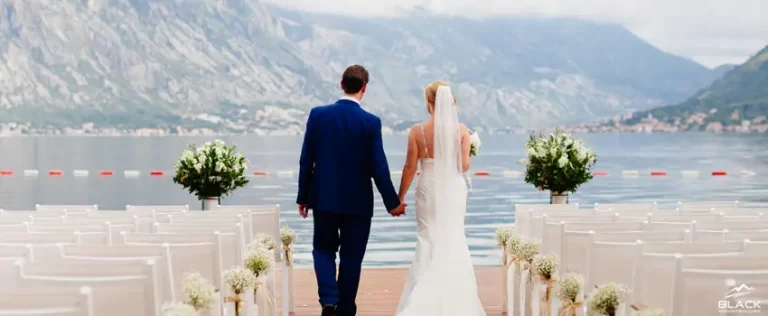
[263,0,768,68]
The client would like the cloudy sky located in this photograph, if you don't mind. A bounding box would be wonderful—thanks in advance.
[264,0,767,68]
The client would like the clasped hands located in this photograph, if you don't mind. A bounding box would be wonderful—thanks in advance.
[297,200,407,218]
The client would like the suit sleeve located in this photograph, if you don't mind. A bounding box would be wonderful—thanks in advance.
[296,109,316,205]
[371,117,401,212]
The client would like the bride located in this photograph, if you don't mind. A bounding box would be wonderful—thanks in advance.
[394,81,486,316]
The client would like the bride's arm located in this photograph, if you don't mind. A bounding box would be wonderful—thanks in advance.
[460,124,471,172]
[398,128,419,201]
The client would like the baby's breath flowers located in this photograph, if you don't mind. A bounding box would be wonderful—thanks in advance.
[587,283,628,316]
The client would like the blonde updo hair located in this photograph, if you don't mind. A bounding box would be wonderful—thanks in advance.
[424,80,449,114]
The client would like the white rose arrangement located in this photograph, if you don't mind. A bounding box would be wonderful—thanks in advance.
[468,129,481,156]
[520,131,596,195]
[173,139,249,200]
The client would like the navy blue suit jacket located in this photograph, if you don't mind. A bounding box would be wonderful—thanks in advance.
[296,99,400,216]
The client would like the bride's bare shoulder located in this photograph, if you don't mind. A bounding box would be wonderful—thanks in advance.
[407,123,421,137]
[459,123,469,134]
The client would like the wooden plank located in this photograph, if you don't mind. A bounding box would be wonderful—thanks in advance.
[275,267,503,315]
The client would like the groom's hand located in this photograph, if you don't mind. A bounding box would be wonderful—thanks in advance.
[298,204,309,218]
[389,203,407,217]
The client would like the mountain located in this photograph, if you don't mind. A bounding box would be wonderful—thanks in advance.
[596,45,768,133]
[713,63,738,76]
[0,0,723,135]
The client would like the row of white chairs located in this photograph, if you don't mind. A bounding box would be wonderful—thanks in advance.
[0,204,286,316]
[509,202,768,316]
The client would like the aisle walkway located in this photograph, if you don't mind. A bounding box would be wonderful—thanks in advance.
[276,267,502,316]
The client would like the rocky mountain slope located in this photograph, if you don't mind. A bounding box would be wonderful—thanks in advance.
[592,45,768,133]
[0,0,723,134]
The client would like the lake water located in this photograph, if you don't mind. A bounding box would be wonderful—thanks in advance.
[1,134,767,267]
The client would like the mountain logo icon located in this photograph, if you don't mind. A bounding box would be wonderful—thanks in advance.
[725,284,756,299]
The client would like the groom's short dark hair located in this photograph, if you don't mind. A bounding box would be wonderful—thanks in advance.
[341,65,369,94]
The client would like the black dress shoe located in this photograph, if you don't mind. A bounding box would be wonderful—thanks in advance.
[321,305,336,316]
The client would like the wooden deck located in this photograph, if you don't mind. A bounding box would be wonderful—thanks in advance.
[276,267,502,316]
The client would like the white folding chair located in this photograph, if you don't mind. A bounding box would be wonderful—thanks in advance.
[0,232,102,245]
[0,223,29,233]
[14,259,160,316]
[122,232,224,305]
[632,244,747,313]
[584,231,691,292]
[216,205,282,259]
[51,222,134,245]
[514,203,580,237]
[0,210,44,223]
[534,214,616,241]
[710,207,768,215]
[0,286,94,316]
[643,221,694,232]
[671,268,768,316]
[36,205,98,213]
[55,244,174,304]
[594,202,657,212]
[676,201,739,211]
[125,205,189,215]
[648,213,723,223]
[696,221,768,231]
[29,215,66,225]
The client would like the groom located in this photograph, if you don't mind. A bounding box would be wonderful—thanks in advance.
[297,64,407,316]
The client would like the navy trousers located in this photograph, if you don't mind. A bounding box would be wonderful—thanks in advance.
[313,211,372,316]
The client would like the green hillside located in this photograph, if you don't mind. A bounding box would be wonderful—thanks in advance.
[625,45,768,127]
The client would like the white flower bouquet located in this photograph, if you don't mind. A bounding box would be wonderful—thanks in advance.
[280,226,298,266]
[280,226,299,313]
[244,247,273,278]
[161,302,199,316]
[243,246,275,316]
[512,239,540,316]
[469,129,481,156]
[532,254,559,315]
[532,254,558,280]
[519,131,596,200]
[223,267,256,316]
[587,283,628,316]
[495,227,517,312]
[182,272,217,312]
[556,273,585,315]
[173,139,249,200]
[251,233,276,251]
[514,239,540,267]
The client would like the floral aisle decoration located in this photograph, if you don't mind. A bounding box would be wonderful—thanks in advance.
[223,267,256,316]
[495,227,518,312]
[519,131,596,204]
[243,245,275,316]
[252,234,276,251]
[161,302,199,316]
[182,272,218,314]
[532,254,559,316]
[280,226,298,313]
[173,140,249,210]
[587,283,628,316]
[556,273,585,316]
[511,239,540,316]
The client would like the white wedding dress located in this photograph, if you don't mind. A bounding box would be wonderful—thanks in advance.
[395,86,486,316]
